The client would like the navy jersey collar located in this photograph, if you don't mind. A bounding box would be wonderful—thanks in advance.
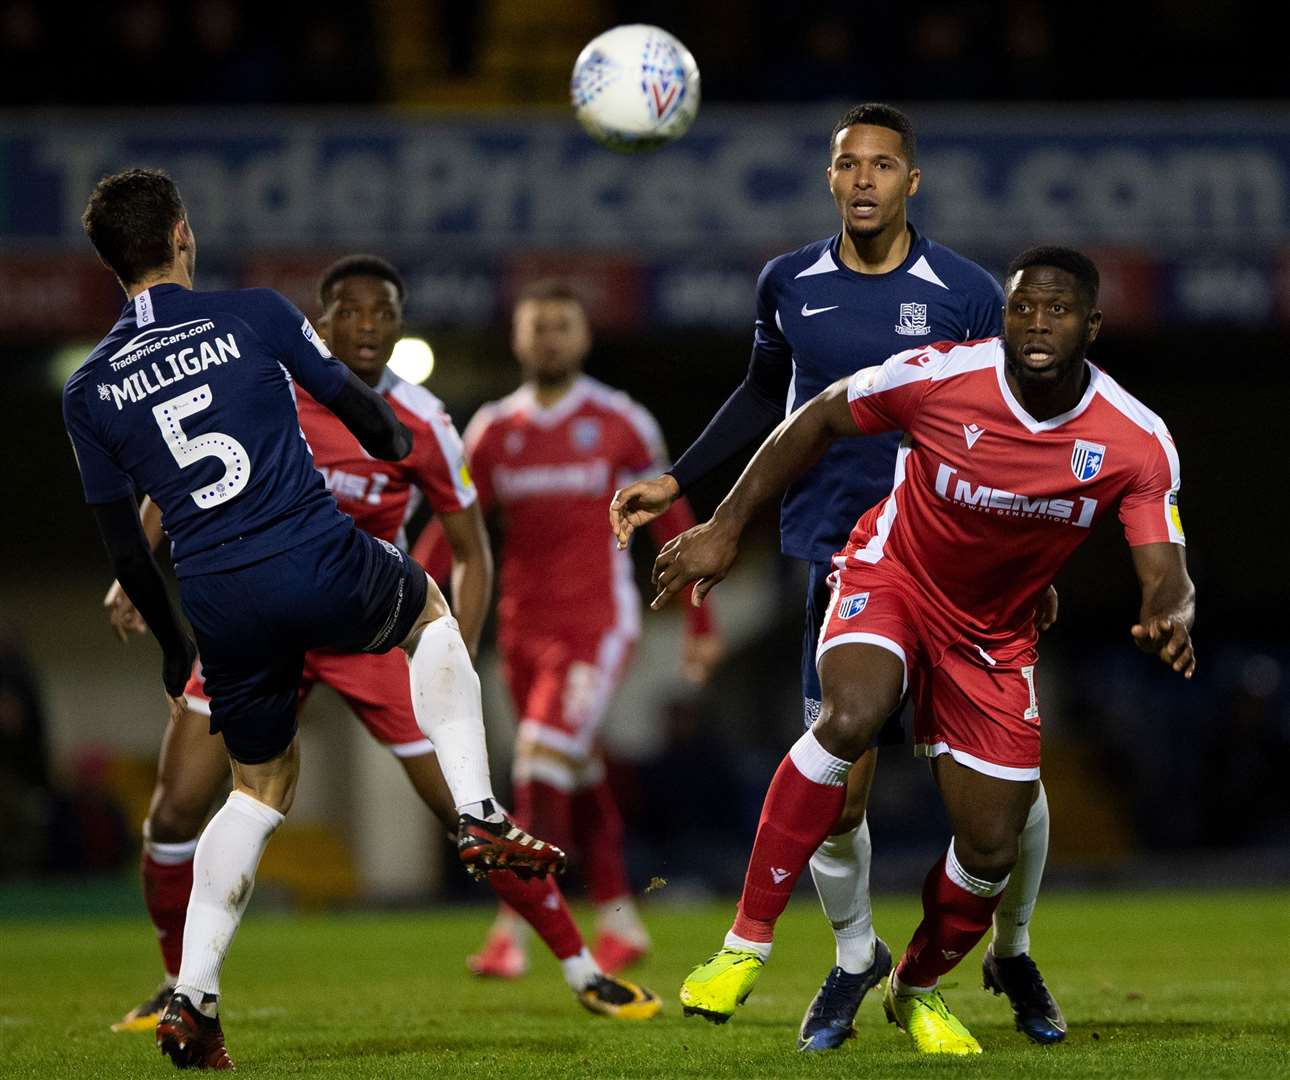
[119,281,189,314]
[827,223,927,282]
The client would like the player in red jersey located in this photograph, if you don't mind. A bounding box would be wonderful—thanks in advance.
[106,257,659,1035]
[660,248,1195,1054]
[437,280,722,978]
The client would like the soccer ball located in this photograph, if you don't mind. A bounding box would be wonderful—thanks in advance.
[570,25,700,154]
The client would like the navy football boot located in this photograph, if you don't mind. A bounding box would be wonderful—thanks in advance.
[797,938,893,1051]
[982,944,1067,1044]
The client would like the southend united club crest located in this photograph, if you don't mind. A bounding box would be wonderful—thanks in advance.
[1071,439,1106,482]
[837,592,870,620]
[895,302,930,336]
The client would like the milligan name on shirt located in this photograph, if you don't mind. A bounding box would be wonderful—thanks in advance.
[98,333,242,412]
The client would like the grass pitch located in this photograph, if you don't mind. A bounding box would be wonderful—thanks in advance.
[1,888,1286,1078]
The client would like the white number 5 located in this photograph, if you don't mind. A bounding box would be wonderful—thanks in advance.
[152,384,251,509]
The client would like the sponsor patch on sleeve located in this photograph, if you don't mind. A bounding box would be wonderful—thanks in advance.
[1167,491,1184,540]
[301,318,332,357]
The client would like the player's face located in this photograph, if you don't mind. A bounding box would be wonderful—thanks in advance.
[1002,267,1102,386]
[512,299,591,386]
[827,125,920,241]
[319,276,403,382]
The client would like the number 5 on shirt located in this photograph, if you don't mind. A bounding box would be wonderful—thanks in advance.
[152,384,251,509]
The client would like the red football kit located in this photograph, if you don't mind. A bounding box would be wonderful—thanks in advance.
[463,375,714,772]
[185,369,475,754]
[817,337,1185,779]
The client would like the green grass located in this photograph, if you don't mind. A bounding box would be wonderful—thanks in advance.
[1,889,1287,1078]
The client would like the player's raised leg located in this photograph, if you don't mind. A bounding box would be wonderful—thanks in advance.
[114,697,229,1033]
[983,781,1066,1043]
[680,642,904,1023]
[883,755,1034,1055]
[399,576,566,879]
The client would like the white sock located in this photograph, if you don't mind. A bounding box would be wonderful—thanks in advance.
[991,782,1049,957]
[559,947,601,992]
[407,616,495,812]
[174,790,283,1006]
[597,896,649,947]
[891,969,937,995]
[724,929,772,963]
[809,819,877,974]
[143,830,198,866]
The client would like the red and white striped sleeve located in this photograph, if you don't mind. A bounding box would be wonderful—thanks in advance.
[845,346,944,435]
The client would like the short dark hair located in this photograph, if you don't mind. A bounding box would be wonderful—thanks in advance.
[514,278,586,308]
[82,168,186,285]
[1006,246,1100,305]
[317,254,406,308]
[830,103,916,163]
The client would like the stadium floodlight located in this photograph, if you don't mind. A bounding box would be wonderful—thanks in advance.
[389,337,435,384]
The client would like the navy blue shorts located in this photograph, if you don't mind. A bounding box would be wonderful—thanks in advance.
[180,521,428,764]
[803,558,904,745]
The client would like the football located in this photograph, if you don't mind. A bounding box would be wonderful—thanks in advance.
[570,24,701,154]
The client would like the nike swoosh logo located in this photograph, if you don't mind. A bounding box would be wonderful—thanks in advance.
[801,303,839,317]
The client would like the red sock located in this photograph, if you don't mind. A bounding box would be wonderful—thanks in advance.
[142,852,194,977]
[896,846,1007,987]
[512,777,574,856]
[573,776,630,904]
[731,733,850,943]
[486,872,584,960]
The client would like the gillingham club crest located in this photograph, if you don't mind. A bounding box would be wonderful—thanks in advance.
[837,592,870,620]
[1071,439,1106,482]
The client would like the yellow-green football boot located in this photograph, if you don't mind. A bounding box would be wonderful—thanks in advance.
[882,978,983,1054]
[679,948,764,1023]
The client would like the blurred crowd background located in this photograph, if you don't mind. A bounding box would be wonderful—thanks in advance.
[2,0,1287,911]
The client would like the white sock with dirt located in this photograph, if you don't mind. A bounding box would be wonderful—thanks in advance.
[173,790,283,1013]
[407,616,497,818]
[809,819,878,974]
[991,782,1049,958]
[559,948,601,991]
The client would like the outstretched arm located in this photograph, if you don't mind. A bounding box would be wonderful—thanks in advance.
[325,370,413,461]
[650,377,857,609]
[1129,542,1196,677]
[610,291,791,547]
[91,495,196,695]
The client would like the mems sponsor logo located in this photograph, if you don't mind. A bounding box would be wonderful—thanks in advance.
[493,461,609,499]
[98,330,241,411]
[934,462,1097,527]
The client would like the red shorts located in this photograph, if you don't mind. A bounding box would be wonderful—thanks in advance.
[499,625,635,782]
[184,648,430,757]
[816,560,1041,780]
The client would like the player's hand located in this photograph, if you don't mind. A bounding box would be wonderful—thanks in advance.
[166,691,191,727]
[1130,616,1196,678]
[650,519,738,610]
[1036,584,1059,632]
[162,635,198,698]
[610,475,680,549]
[103,580,147,641]
[680,633,724,687]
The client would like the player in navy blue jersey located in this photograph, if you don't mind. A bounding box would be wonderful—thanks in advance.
[63,169,565,1070]
[611,105,1064,1049]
